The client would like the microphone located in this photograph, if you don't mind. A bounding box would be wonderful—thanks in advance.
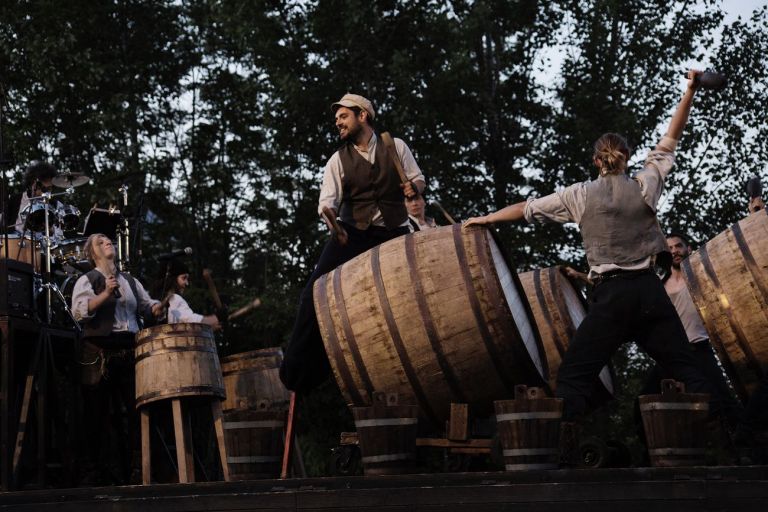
[157,247,193,260]
[111,273,122,299]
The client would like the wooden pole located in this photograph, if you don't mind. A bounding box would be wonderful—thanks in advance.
[202,269,224,310]
[280,392,298,479]
[379,132,410,186]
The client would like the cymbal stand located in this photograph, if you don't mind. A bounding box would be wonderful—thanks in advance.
[31,190,81,331]
[117,184,130,273]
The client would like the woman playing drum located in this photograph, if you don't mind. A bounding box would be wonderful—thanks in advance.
[155,257,222,329]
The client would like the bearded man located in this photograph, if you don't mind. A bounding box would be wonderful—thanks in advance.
[280,93,425,393]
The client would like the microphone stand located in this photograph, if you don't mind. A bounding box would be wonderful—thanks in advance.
[117,184,130,273]
[0,83,11,264]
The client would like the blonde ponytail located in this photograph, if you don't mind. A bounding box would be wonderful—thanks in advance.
[593,133,631,175]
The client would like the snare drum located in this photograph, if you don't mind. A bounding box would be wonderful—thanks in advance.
[0,234,40,272]
[20,202,60,233]
[58,204,81,232]
[54,237,90,272]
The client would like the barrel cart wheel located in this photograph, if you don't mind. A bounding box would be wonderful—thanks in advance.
[579,436,632,468]
[330,445,362,476]
[443,451,472,473]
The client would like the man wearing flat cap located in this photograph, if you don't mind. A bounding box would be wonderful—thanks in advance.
[280,93,426,393]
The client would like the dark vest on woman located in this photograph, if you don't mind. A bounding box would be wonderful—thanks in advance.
[337,137,408,230]
[579,173,668,267]
[82,269,144,338]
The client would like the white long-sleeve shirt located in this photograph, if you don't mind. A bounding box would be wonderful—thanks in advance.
[167,293,204,324]
[72,268,159,333]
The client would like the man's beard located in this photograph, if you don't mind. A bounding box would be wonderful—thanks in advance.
[340,122,362,142]
[671,254,686,270]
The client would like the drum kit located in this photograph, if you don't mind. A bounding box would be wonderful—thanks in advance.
[6,170,132,329]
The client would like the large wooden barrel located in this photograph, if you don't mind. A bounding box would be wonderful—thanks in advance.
[682,210,768,400]
[314,224,547,427]
[220,348,291,412]
[639,380,710,467]
[223,409,286,479]
[494,385,563,471]
[135,323,225,408]
[518,266,614,400]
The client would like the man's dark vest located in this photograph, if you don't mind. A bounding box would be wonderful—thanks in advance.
[82,269,145,338]
[337,137,408,230]
[579,173,668,267]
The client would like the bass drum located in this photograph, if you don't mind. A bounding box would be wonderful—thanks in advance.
[44,273,81,328]
[1,234,41,272]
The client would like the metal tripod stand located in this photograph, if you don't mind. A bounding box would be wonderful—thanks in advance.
[28,190,80,330]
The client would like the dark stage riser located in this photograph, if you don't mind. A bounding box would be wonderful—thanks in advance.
[1,466,767,512]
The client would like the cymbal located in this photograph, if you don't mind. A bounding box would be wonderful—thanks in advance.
[52,172,90,188]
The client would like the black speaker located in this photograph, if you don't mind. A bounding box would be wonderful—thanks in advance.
[0,258,35,318]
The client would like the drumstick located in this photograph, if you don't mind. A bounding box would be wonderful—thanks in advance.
[202,268,224,310]
[321,206,348,246]
[432,201,457,225]
[379,132,414,197]
[228,297,262,321]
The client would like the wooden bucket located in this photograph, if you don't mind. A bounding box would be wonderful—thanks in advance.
[314,224,547,427]
[352,393,418,476]
[223,409,286,480]
[220,348,291,412]
[682,210,768,401]
[134,323,225,408]
[518,266,614,401]
[495,385,563,471]
[639,379,710,467]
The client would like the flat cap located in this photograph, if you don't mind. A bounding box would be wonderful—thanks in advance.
[331,93,375,119]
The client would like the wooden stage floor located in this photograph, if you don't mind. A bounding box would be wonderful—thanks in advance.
[1,465,767,511]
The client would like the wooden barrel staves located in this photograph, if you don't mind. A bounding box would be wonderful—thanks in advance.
[639,379,710,467]
[220,348,291,412]
[352,393,418,475]
[223,409,286,480]
[518,266,614,401]
[135,322,225,408]
[314,224,548,427]
[220,348,291,479]
[494,385,563,471]
[682,210,768,400]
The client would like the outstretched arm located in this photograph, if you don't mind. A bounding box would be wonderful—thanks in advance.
[463,201,527,228]
[657,69,701,150]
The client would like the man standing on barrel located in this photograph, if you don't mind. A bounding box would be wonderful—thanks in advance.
[464,71,717,464]
[280,93,426,393]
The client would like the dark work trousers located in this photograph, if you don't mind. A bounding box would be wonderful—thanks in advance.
[280,222,410,394]
[638,340,743,429]
[80,335,138,485]
[555,270,716,421]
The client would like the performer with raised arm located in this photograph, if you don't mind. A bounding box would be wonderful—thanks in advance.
[280,93,426,393]
[464,71,715,463]
[71,233,163,484]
